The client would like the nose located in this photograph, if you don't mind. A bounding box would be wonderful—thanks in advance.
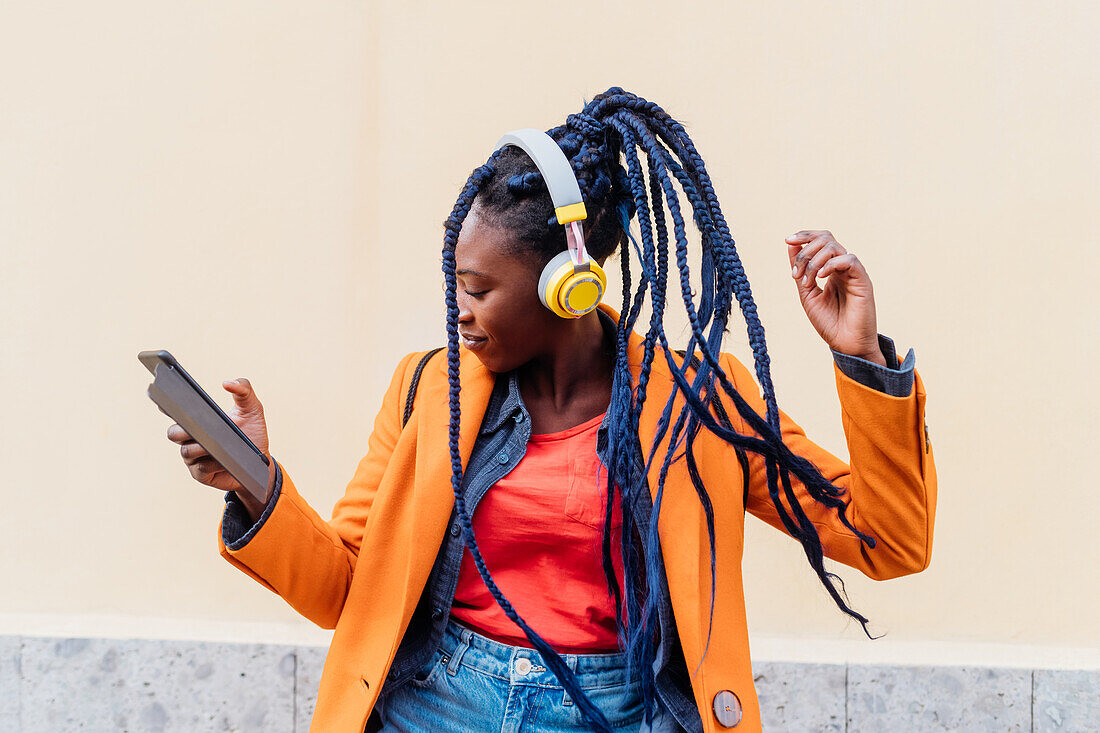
[455,287,474,324]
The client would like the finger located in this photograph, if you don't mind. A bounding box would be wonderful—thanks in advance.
[180,441,209,464]
[817,253,860,280]
[794,261,825,301]
[793,251,829,301]
[785,232,818,267]
[223,378,262,414]
[167,424,192,443]
[785,230,830,244]
[189,457,224,482]
[790,234,837,279]
[786,242,803,269]
[803,241,848,285]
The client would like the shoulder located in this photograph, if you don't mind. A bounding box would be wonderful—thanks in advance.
[387,345,487,396]
[386,348,439,400]
[718,350,762,395]
[662,346,761,394]
[657,347,766,435]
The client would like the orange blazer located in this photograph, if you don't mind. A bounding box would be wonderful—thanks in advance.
[218,303,937,732]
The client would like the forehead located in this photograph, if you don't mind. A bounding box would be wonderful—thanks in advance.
[455,207,533,276]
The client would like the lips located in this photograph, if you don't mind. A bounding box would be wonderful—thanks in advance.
[459,333,488,350]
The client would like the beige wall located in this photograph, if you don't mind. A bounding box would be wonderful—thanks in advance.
[2,1,1096,667]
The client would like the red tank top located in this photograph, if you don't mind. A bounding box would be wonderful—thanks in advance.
[450,412,627,653]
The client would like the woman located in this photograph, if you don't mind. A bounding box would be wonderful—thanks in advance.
[166,87,936,732]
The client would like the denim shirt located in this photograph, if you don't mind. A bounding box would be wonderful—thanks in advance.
[222,331,915,732]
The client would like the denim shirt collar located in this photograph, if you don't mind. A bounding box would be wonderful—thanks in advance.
[477,370,524,435]
[479,369,613,465]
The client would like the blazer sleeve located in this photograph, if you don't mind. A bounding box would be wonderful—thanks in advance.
[215,349,420,629]
[721,349,937,580]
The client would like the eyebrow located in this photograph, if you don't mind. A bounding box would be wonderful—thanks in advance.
[455,269,490,278]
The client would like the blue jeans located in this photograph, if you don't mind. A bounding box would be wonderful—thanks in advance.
[378,617,644,732]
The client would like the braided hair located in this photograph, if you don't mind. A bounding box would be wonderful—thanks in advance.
[439,87,877,732]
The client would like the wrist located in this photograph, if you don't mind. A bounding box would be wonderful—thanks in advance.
[862,348,888,368]
[237,491,267,524]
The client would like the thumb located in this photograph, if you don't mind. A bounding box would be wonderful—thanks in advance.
[222,377,261,411]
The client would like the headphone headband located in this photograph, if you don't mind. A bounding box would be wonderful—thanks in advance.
[492,129,588,225]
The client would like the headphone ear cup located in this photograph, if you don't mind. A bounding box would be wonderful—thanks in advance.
[571,260,606,314]
[537,251,573,314]
[538,251,607,319]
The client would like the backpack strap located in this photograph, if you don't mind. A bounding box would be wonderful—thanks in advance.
[402,347,445,428]
[674,349,751,511]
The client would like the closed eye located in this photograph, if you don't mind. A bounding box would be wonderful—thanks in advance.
[464,290,488,298]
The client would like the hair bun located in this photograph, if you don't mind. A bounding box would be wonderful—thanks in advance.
[565,111,606,138]
[506,170,544,196]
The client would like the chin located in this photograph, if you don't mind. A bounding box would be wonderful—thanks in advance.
[469,348,523,375]
[474,355,510,374]
[460,343,498,372]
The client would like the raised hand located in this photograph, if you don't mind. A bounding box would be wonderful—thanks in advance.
[786,230,887,367]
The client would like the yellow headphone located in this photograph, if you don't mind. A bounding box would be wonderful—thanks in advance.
[493,129,608,319]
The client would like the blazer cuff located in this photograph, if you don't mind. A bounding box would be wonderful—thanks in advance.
[221,460,283,551]
[831,334,916,398]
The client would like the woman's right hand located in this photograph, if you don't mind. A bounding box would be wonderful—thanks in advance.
[164,377,276,520]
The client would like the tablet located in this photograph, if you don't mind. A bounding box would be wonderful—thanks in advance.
[139,350,271,504]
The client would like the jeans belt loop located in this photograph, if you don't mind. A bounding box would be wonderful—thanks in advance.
[447,628,472,676]
[562,655,578,706]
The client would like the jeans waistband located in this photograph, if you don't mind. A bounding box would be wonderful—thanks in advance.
[439,618,639,690]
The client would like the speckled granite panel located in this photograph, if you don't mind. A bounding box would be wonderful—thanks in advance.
[0,636,21,731]
[10,634,1099,733]
[753,661,846,732]
[21,637,296,732]
[1034,668,1100,732]
[847,664,1031,732]
[295,645,328,732]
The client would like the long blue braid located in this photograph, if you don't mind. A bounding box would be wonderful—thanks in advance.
[440,88,879,732]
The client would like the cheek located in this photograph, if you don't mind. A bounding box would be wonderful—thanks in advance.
[481,303,545,355]
[483,289,542,334]
[486,309,525,340]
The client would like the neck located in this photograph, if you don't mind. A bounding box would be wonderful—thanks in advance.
[516,309,616,411]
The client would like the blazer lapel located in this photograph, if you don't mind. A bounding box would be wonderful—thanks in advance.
[402,346,496,604]
[415,345,496,489]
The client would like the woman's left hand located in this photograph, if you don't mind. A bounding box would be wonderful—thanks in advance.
[786,230,887,367]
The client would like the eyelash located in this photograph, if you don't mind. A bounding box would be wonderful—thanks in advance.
[464,290,487,298]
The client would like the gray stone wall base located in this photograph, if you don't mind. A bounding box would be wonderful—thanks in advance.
[0,635,1095,731]
[1,636,21,731]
